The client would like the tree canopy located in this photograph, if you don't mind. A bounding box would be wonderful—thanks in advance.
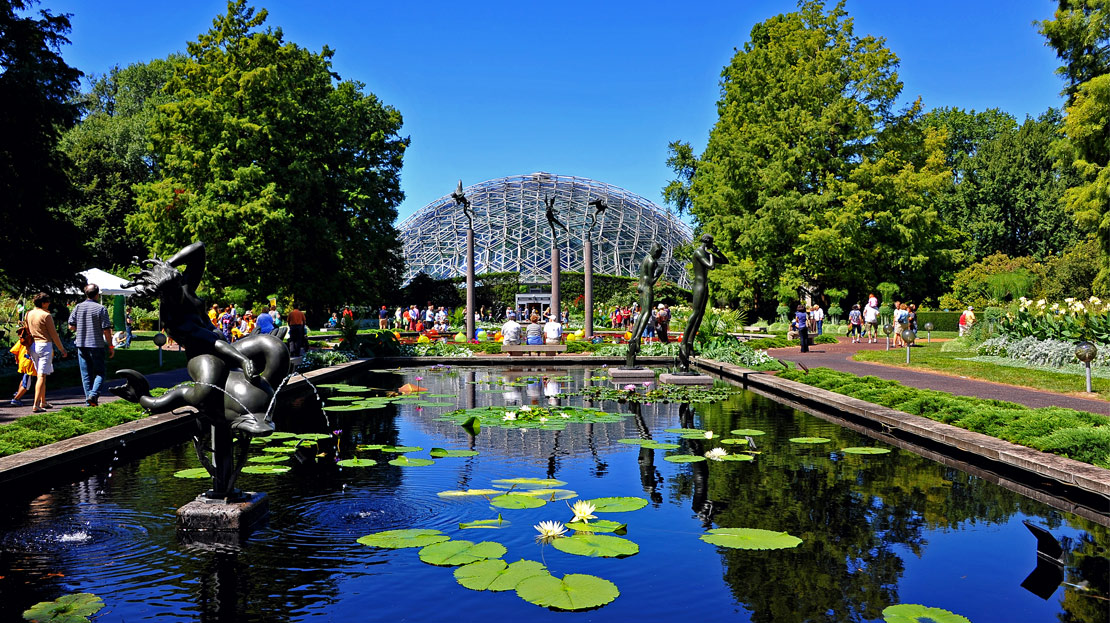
[0,0,85,292]
[666,0,959,311]
[129,0,408,310]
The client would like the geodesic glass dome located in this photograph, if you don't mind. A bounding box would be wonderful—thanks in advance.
[399,172,693,287]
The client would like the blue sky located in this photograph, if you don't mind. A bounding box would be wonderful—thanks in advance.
[47,0,1065,224]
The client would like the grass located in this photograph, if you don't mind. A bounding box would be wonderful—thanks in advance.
[0,331,187,394]
[852,340,1110,399]
[0,394,156,456]
[779,367,1110,469]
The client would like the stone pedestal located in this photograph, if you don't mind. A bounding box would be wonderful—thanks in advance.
[177,491,269,540]
[608,367,656,382]
[659,373,714,386]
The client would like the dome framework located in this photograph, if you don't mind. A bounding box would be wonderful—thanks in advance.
[399,172,693,287]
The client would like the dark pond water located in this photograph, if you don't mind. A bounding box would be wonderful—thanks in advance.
[0,366,1106,622]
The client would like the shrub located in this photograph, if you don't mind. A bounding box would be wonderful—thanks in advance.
[915,311,960,331]
[1031,427,1110,468]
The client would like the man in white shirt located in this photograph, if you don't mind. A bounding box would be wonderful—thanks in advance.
[543,317,563,344]
[501,316,522,345]
[863,300,879,343]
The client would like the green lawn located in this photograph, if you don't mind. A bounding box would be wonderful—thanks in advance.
[1,331,187,393]
[852,340,1110,399]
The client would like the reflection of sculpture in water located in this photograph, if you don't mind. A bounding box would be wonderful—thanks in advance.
[544,195,568,244]
[452,179,473,230]
[626,242,664,369]
[112,242,288,438]
[629,401,663,504]
[679,234,729,372]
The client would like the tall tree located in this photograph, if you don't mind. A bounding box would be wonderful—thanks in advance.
[130,1,408,310]
[666,0,959,310]
[60,58,177,270]
[1041,1,1110,293]
[0,0,85,292]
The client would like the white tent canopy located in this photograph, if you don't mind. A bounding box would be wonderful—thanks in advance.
[77,268,136,296]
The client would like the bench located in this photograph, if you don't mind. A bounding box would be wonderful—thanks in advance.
[501,344,568,357]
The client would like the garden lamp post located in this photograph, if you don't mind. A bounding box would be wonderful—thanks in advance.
[901,328,916,364]
[924,321,934,343]
[153,331,167,367]
[883,323,894,350]
[1076,341,1097,393]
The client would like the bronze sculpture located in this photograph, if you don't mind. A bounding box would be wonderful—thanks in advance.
[586,197,608,236]
[544,194,568,244]
[625,242,664,368]
[678,234,729,372]
[452,179,473,230]
[111,242,288,499]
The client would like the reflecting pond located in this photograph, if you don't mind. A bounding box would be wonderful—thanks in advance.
[0,366,1106,622]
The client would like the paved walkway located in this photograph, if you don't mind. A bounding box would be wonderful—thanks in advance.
[769,337,1110,416]
[0,367,192,425]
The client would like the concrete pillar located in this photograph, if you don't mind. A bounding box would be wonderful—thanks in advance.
[466,228,475,342]
[550,244,560,321]
[584,239,593,338]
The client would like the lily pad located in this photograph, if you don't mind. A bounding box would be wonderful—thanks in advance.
[489,493,547,509]
[356,444,387,451]
[267,431,298,440]
[585,497,649,512]
[640,441,679,450]
[699,527,802,550]
[241,464,291,474]
[716,454,754,462]
[357,528,449,549]
[429,448,480,458]
[461,416,481,436]
[173,467,210,479]
[325,396,363,402]
[842,447,892,455]
[552,533,639,558]
[515,573,619,611]
[882,604,972,623]
[247,455,288,463]
[664,427,704,435]
[459,515,508,530]
[350,402,390,409]
[336,385,372,393]
[22,592,104,622]
[418,539,507,566]
[324,404,374,412]
[664,454,706,463]
[388,456,434,467]
[617,438,649,445]
[381,445,422,453]
[720,438,754,445]
[263,446,297,453]
[438,489,502,498]
[516,489,577,501]
[455,559,548,591]
[316,383,354,389]
[789,437,831,444]
[729,428,765,436]
[492,477,567,488]
[425,393,459,398]
[297,433,331,440]
[337,458,377,468]
[566,519,626,534]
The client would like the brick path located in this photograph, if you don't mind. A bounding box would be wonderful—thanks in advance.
[768,336,1110,416]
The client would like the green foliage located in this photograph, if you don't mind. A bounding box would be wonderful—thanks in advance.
[338,328,401,358]
[22,592,104,622]
[940,253,1044,310]
[1039,238,1101,302]
[914,311,960,331]
[700,528,803,550]
[129,1,407,310]
[0,399,148,457]
[669,1,959,315]
[0,0,86,292]
[298,349,355,371]
[780,367,1110,467]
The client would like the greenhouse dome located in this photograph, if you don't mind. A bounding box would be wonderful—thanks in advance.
[399,172,693,287]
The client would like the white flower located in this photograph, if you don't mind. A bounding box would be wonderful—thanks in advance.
[538,416,547,423]
[703,431,714,439]
[705,447,728,461]
[502,412,516,421]
[1066,297,1076,304]
[534,520,567,543]
[520,405,532,411]
[1090,297,1101,305]
[1037,299,1047,308]
[568,500,597,523]
[559,412,570,419]
[1051,303,1060,311]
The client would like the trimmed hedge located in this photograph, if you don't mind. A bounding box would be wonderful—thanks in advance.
[0,399,150,457]
[915,311,961,332]
[779,367,1110,468]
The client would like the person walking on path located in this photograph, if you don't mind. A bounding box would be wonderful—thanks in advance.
[848,303,863,342]
[26,292,67,412]
[863,295,880,343]
[124,306,134,348]
[69,284,115,407]
[8,332,35,406]
[795,304,810,353]
[812,304,824,336]
[287,302,307,356]
[255,307,275,334]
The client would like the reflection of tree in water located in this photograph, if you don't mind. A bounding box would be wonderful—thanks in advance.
[677,392,1110,623]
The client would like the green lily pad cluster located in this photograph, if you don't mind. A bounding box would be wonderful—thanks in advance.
[438,404,626,431]
[22,592,104,622]
[574,383,740,404]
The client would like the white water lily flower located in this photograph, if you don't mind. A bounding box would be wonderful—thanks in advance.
[559,412,570,418]
[705,447,729,461]
[538,416,547,423]
[534,520,567,543]
[703,431,714,439]
[568,500,597,523]
[503,412,516,421]
[520,405,532,411]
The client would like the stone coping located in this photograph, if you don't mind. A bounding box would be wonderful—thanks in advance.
[692,357,1110,527]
